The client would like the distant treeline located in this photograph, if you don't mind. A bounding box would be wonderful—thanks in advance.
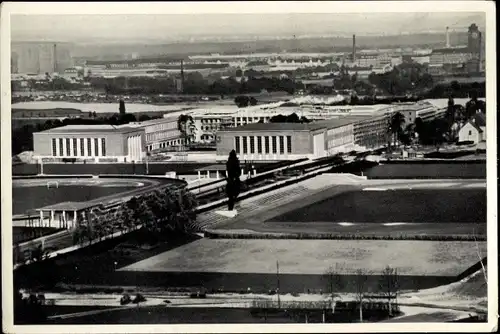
[93,74,302,95]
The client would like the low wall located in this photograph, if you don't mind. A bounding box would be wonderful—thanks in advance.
[12,162,212,176]
[365,162,486,179]
[203,230,487,242]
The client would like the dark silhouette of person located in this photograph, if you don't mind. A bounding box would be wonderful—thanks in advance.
[225,150,241,211]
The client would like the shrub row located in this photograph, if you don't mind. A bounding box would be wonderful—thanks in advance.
[204,231,487,242]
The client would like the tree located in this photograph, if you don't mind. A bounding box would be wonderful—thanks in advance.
[388,112,405,148]
[300,116,311,123]
[29,244,49,262]
[354,269,369,322]
[138,114,152,122]
[234,95,250,107]
[414,117,424,144]
[429,117,449,149]
[177,114,196,147]
[225,150,241,211]
[379,266,399,316]
[119,100,126,114]
[445,96,455,125]
[450,80,461,92]
[323,264,344,302]
[249,96,258,106]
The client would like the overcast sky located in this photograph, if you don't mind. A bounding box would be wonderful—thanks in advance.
[11,12,486,43]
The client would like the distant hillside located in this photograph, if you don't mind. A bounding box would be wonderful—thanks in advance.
[72,32,474,59]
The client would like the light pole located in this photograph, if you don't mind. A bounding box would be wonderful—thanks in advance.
[276,260,281,309]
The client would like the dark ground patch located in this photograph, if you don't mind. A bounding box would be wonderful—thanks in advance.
[13,185,138,215]
[270,189,486,224]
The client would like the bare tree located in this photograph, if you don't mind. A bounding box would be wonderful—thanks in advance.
[323,263,345,298]
[354,269,369,322]
[472,226,487,285]
[379,265,399,316]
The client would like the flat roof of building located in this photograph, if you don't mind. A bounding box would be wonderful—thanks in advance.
[36,124,143,135]
[37,201,99,212]
[128,117,177,127]
[220,118,354,133]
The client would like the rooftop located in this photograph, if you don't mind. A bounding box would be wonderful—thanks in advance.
[36,124,143,134]
[128,117,177,127]
[431,47,470,54]
[37,201,100,212]
[474,112,486,127]
[220,118,354,132]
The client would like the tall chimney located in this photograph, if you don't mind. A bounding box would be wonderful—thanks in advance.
[180,59,185,94]
[352,34,356,62]
[53,43,57,73]
[446,27,450,48]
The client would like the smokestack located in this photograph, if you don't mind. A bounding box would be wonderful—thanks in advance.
[53,43,57,73]
[352,34,356,62]
[180,59,185,94]
[446,27,450,48]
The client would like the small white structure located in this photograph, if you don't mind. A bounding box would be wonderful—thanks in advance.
[458,113,486,144]
[458,121,484,144]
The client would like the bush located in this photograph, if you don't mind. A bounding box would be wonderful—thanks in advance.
[120,294,131,305]
[132,293,146,304]
[456,140,475,146]
[189,291,207,299]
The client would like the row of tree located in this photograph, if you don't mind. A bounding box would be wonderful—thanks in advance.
[323,265,399,322]
[268,113,311,124]
[387,96,484,149]
[91,73,303,96]
[368,64,435,96]
[72,186,197,247]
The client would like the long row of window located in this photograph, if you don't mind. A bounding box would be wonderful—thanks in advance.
[51,137,106,157]
[234,135,292,155]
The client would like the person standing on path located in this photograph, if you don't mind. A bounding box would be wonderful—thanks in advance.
[225,150,241,211]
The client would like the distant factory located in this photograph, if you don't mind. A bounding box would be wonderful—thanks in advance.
[11,42,73,75]
[428,23,483,75]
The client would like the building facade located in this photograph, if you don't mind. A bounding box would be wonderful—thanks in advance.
[193,113,234,143]
[127,117,183,151]
[33,125,145,163]
[344,115,389,150]
[216,120,355,161]
[458,121,484,144]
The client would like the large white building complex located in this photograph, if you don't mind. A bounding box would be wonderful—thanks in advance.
[216,119,355,162]
[30,94,482,163]
[126,117,184,151]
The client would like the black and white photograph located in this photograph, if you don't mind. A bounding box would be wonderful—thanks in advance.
[1,1,497,333]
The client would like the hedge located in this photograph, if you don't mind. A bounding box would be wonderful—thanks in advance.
[204,231,487,242]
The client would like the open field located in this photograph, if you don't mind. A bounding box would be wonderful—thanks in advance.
[217,181,486,237]
[364,162,486,179]
[272,189,485,224]
[121,239,486,277]
[12,177,164,215]
[46,306,297,324]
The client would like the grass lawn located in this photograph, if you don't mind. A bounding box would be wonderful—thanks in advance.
[121,239,487,276]
[271,189,486,224]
